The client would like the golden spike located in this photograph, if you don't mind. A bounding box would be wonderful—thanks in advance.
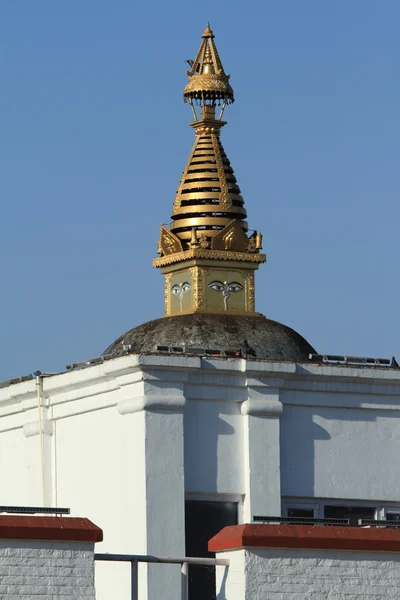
[207,35,224,76]
[202,45,215,74]
[202,23,214,38]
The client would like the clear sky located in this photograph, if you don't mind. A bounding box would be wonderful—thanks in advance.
[1,0,399,379]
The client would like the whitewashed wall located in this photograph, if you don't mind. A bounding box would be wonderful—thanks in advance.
[0,355,400,599]
[216,547,400,600]
[280,383,400,500]
[184,399,244,494]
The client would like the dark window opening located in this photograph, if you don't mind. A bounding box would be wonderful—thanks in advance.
[287,508,315,518]
[324,505,375,526]
[386,513,400,522]
[185,500,238,600]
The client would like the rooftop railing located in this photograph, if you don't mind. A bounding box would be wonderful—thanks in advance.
[95,553,229,600]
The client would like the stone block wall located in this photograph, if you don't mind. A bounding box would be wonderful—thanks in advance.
[0,516,102,599]
[209,523,400,600]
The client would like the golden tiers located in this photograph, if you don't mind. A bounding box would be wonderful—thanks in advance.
[170,126,248,244]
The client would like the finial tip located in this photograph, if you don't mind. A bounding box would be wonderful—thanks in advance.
[202,23,214,38]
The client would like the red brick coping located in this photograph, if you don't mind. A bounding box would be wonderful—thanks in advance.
[209,524,400,553]
[0,516,103,543]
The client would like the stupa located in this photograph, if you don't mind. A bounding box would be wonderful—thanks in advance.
[105,24,315,360]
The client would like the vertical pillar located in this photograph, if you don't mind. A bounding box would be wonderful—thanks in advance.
[117,376,186,600]
[241,377,283,521]
[23,378,54,507]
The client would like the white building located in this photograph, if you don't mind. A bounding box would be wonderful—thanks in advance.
[1,24,399,600]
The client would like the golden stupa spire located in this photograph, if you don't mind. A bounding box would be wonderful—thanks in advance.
[154,25,266,318]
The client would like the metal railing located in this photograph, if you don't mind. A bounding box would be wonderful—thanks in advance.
[95,553,229,600]
[253,515,350,526]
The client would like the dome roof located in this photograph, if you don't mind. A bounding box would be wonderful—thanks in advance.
[104,314,315,362]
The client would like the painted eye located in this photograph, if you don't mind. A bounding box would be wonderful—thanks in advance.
[227,282,244,293]
[171,285,181,295]
[181,282,191,293]
[208,281,224,292]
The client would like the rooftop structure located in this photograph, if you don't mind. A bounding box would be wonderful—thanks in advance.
[1,22,399,600]
[106,24,315,360]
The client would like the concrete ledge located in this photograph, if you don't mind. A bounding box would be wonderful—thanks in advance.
[241,398,283,416]
[0,516,103,542]
[23,420,54,438]
[117,394,186,414]
[209,524,400,553]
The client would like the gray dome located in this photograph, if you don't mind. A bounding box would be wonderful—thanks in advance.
[104,314,315,362]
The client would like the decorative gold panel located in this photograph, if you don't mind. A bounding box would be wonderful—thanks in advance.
[166,269,194,316]
[158,225,183,256]
[204,268,247,312]
[211,220,249,252]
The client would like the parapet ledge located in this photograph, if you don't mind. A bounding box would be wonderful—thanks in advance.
[209,524,400,553]
[0,516,103,543]
[246,361,297,375]
[296,362,400,382]
[136,354,202,370]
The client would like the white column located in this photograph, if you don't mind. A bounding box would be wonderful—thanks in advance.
[117,375,186,600]
[241,377,283,521]
[23,378,55,507]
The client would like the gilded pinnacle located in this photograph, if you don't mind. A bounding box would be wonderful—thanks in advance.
[156,25,264,255]
[202,23,214,38]
[154,25,265,319]
[184,23,234,104]
[168,26,249,246]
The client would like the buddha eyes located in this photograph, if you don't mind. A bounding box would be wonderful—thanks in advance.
[208,281,244,293]
[171,282,191,294]
[227,282,243,293]
[208,281,225,292]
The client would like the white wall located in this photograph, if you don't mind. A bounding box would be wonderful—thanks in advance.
[0,540,95,599]
[55,407,145,600]
[281,387,400,501]
[1,355,400,598]
[0,429,42,505]
[184,400,244,494]
[216,547,400,600]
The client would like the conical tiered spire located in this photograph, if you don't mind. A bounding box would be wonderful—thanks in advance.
[154,25,266,318]
[170,24,247,248]
[170,130,247,245]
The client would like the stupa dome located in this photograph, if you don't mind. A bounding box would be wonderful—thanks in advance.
[104,314,315,362]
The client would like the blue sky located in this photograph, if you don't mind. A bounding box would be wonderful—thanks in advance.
[1,0,399,378]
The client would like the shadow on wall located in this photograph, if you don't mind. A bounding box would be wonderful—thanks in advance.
[184,404,236,493]
[280,406,378,498]
[216,565,229,600]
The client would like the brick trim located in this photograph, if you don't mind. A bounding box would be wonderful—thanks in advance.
[0,516,103,543]
[208,524,400,553]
